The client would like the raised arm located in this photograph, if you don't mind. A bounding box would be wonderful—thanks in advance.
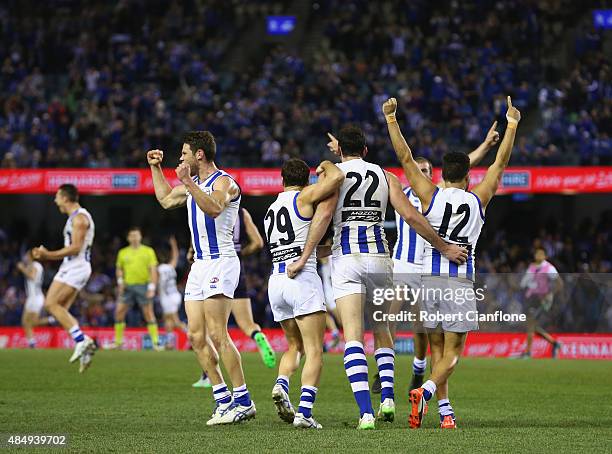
[147,149,187,209]
[468,121,500,167]
[287,192,338,278]
[472,96,521,208]
[383,98,437,209]
[168,236,179,269]
[16,260,38,281]
[298,160,345,209]
[177,164,239,218]
[32,214,89,261]
[240,208,264,256]
[387,172,467,265]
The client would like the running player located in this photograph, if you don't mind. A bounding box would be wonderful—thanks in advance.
[267,158,344,430]
[158,236,187,349]
[372,124,500,394]
[519,247,563,358]
[32,184,97,373]
[17,249,48,348]
[111,227,161,350]
[383,96,520,429]
[148,131,255,425]
[288,126,467,429]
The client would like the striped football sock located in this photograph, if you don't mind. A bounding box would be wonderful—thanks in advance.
[413,357,427,375]
[344,340,373,417]
[298,386,317,418]
[276,375,289,394]
[375,347,395,401]
[69,325,85,343]
[212,383,232,405]
[232,384,252,406]
[438,398,455,420]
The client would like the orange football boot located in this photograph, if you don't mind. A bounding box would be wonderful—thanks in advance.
[440,415,457,429]
[408,388,426,429]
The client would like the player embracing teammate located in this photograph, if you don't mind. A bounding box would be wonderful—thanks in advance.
[288,126,466,429]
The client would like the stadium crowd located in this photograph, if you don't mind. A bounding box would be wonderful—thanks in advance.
[0,211,610,332]
[0,0,609,168]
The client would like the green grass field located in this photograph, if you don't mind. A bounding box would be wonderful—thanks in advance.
[1,350,611,453]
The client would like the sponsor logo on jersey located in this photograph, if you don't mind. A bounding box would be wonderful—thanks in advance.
[271,247,301,263]
[341,210,383,223]
[210,277,219,284]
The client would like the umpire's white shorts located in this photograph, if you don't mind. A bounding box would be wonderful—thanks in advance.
[53,262,91,291]
[268,270,326,322]
[331,254,393,301]
[184,257,239,301]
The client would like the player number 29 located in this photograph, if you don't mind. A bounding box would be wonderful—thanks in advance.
[265,207,295,249]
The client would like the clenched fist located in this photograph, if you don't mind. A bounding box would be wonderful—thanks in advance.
[147,149,164,166]
[382,98,398,116]
[175,162,191,183]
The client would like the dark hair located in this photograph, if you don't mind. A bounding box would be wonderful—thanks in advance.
[58,184,79,202]
[337,124,366,157]
[415,156,433,174]
[183,131,216,161]
[281,158,310,187]
[128,226,141,234]
[442,152,470,182]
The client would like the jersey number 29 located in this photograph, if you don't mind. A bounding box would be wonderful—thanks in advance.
[265,207,295,249]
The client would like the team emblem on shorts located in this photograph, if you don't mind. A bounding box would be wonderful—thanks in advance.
[210,276,219,289]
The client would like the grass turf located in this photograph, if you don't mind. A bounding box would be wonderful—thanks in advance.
[0,350,611,453]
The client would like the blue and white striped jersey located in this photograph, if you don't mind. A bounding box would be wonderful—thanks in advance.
[62,207,94,267]
[422,187,485,280]
[187,169,240,261]
[392,187,425,267]
[332,159,389,257]
[264,190,316,274]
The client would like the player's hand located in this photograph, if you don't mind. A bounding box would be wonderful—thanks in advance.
[147,149,164,166]
[186,246,194,264]
[146,289,155,299]
[175,162,191,184]
[32,246,48,260]
[442,244,468,265]
[484,121,500,148]
[506,96,521,124]
[287,259,305,279]
[382,97,398,116]
[326,133,339,156]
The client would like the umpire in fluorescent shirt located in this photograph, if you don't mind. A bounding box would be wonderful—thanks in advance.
[111,226,161,350]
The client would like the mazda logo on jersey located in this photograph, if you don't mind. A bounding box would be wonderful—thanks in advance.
[341,210,383,223]
[210,277,219,283]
